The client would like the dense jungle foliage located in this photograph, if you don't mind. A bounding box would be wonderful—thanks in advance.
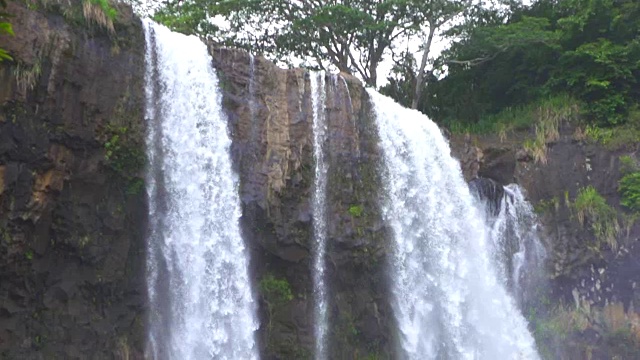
[382,0,640,131]
[119,0,640,132]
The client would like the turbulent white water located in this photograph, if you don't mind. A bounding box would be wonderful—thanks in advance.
[487,184,546,305]
[368,90,539,359]
[144,21,259,360]
[311,71,329,360]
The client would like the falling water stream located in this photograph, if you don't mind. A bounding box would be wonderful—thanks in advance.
[487,184,546,305]
[141,21,541,359]
[311,71,329,360]
[368,89,540,359]
[144,21,259,359]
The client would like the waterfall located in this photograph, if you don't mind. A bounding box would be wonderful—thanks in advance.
[311,71,329,360]
[367,90,539,359]
[486,184,546,305]
[144,21,259,360]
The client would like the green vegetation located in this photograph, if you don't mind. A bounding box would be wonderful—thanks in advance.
[572,186,620,250]
[102,124,145,196]
[259,275,293,304]
[619,155,639,175]
[532,300,640,359]
[14,60,42,94]
[153,0,639,132]
[534,196,560,215]
[154,0,472,89]
[382,0,640,133]
[532,303,590,343]
[0,0,14,62]
[619,172,640,213]
[348,204,364,217]
[82,0,117,33]
[582,109,640,150]
[259,274,293,329]
[445,93,577,136]
[104,125,145,176]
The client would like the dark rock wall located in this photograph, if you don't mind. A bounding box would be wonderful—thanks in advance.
[4,2,639,359]
[0,1,146,358]
[451,124,640,359]
[210,48,393,359]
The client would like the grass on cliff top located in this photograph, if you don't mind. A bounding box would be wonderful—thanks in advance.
[582,107,640,151]
[24,0,118,33]
[445,94,579,136]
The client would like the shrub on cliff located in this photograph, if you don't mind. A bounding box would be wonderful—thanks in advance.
[573,186,620,250]
[619,172,640,213]
[0,0,14,61]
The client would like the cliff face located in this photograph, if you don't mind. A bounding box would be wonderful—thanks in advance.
[451,126,640,358]
[0,1,147,358]
[2,2,394,357]
[3,2,639,359]
[210,48,393,358]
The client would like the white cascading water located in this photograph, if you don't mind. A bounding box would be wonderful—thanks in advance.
[367,90,539,359]
[144,21,259,360]
[487,184,546,305]
[311,71,329,360]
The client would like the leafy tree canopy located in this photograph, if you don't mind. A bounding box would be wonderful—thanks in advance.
[154,0,470,88]
[384,0,640,128]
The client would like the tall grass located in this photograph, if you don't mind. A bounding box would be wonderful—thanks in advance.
[572,186,620,250]
[445,94,579,136]
[82,0,117,33]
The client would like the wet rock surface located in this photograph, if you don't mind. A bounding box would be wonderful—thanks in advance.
[3,1,639,359]
[210,48,393,359]
[1,1,147,358]
[451,123,640,359]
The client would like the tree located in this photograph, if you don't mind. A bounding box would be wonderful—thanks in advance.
[409,0,471,109]
[154,0,466,88]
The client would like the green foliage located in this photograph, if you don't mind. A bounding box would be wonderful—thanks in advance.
[82,0,117,33]
[126,178,144,196]
[102,124,145,196]
[397,0,640,129]
[619,172,640,212]
[572,186,620,250]
[14,60,42,94]
[104,125,145,176]
[154,0,471,87]
[583,108,640,150]
[534,197,560,215]
[348,204,364,217]
[619,155,639,175]
[89,0,116,20]
[444,93,577,135]
[259,274,293,331]
[0,0,14,62]
[259,275,293,306]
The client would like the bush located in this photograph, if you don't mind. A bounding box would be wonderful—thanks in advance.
[259,275,293,329]
[259,275,293,306]
[619,172,640,212]
[573,186,620,250]
[619,155,638,175]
